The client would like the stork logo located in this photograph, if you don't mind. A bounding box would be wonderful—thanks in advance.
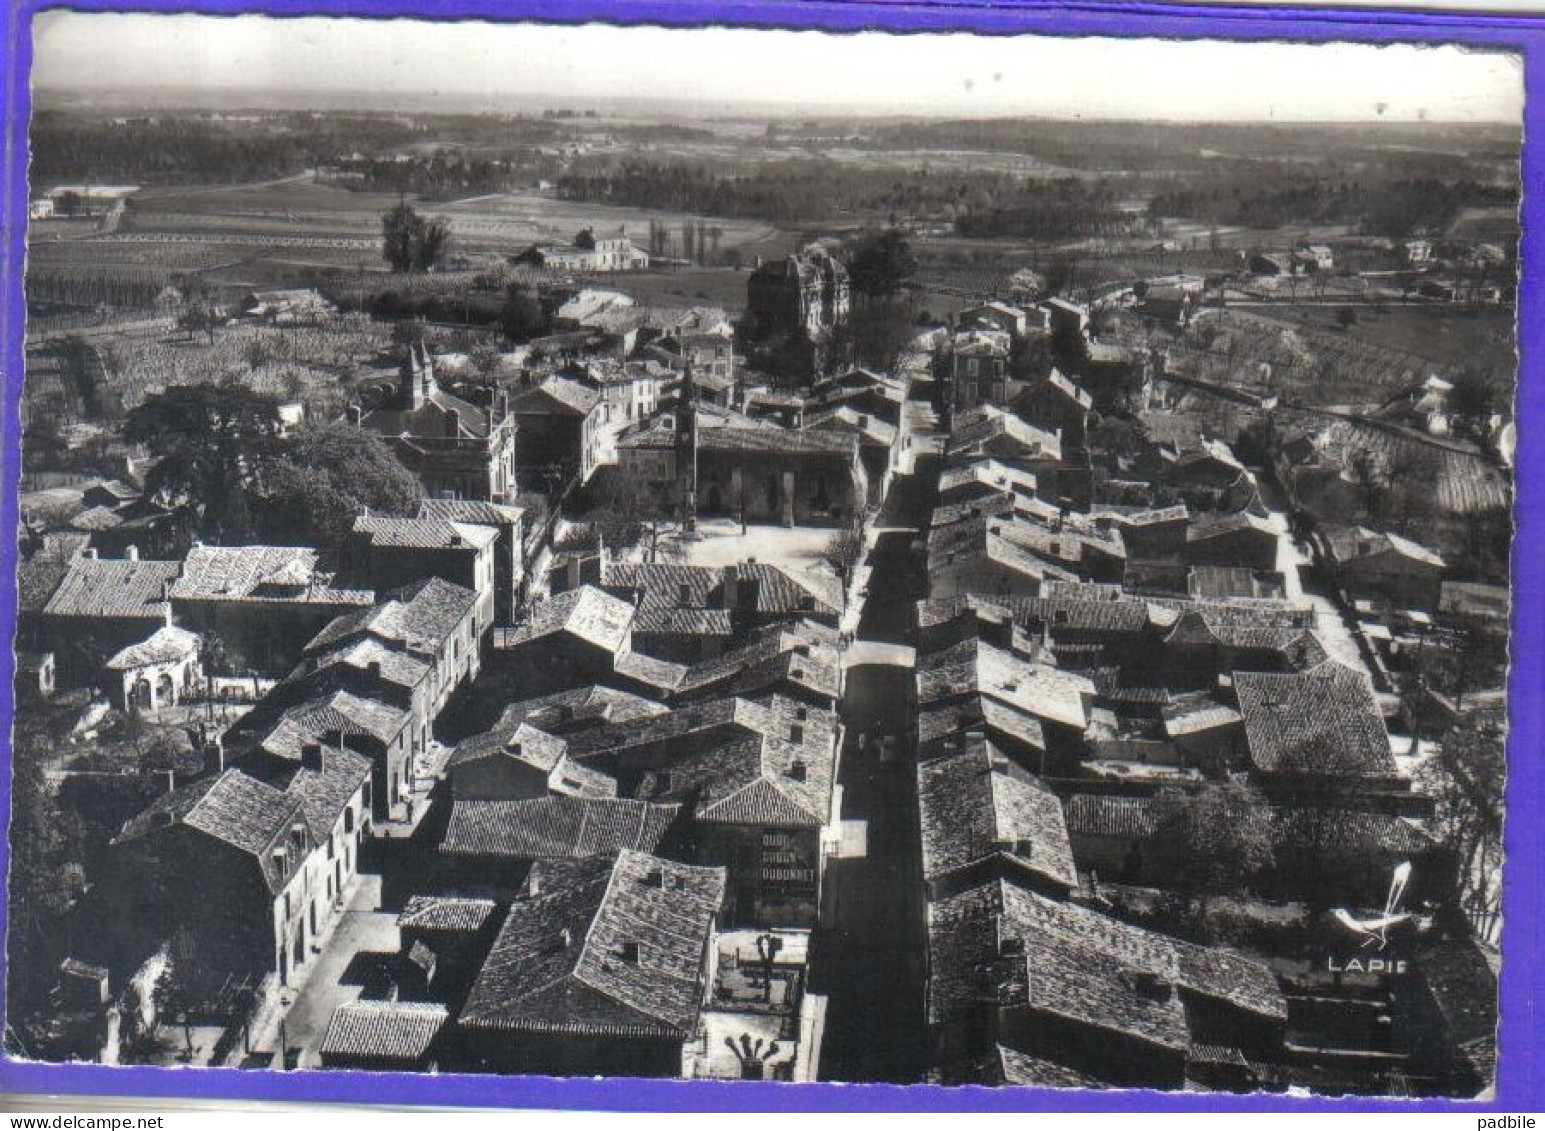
[1326,861,1413,975]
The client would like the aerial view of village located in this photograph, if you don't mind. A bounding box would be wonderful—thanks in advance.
[4,16,1516,1098]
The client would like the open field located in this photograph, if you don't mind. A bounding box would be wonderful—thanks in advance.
[1257,303,1516,382]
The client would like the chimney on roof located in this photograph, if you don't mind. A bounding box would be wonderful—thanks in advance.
[82,547,98,560]
[787,759,807,782]
[125,544,138,562]
[445,408,461,438]
[367,660,382,681]
[301,742,324,772]
[204,735,225,776]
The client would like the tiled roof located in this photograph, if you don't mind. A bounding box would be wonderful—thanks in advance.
[917,638,1093,732]
[1161,697,1244,738]
[353,515,498,552]
[460,850,726,1040]
[1062,793,1162,839]
[1326,526,1446,570]
[105,625,200,670]
[172,545,372,605]
[321,1001,449,1062]
[1413,938,1499,1068]
[1234,662,1397,777]
[938,459,1039,502]
[1171,938,1289,1022]
[631,603,736,637]
[308,577,478,656]
[918,739,1077,892]
[927,879,1189,1052]
[258,690,409,762]
[672,624,843,704]
[1186,511,1276,544]
[510,376,602,418]
[116,769,303,894]
[443,797,681,859]
[449,719,570,775]
[284,746,371,839]
[496,685,669,734]
[417,498,525,528]
[917,700,1046,755]
[398,895,499,935]
[16,533,91,612]
[44,557,180,620]
[290,635,431,693]
[69,505,125,531]
[937,1045,1106,1089]
[1272,806,1438,857]
[504,585,635,653]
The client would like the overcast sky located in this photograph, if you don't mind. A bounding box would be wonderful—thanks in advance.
[30,12,1524,122]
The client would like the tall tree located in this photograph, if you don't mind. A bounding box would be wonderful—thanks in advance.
[381,200,452,273]
[125,384,283,543]
[848,229,917,299]
[256,422,422,546]
[1153,779,1276,918]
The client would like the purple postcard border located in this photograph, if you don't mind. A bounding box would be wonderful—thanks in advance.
[0,0,1540,1112]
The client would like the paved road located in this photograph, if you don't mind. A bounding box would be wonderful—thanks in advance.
[811,662,927,1083]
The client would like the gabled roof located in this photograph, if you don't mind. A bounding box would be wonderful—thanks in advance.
[321,1001,448,1062]
[1234,662,1398,778]
[460,850,726,1040]
[417,498,526,528]
[172,545,372,605]
[443,797,681,859]
[1186,511,1276,544]
[44,557,180,620]
[916,637,1093,732]
[1326,526,1446,571]
[918,739,1077,892]
[258,689,410,761]
[116,769,304,893]
[284,746,372,838]
[503,585,635,653]
[105,625,200,670]
[353,515,498,552]
[307,577,478,657]
[510,376,603,418]
[398,895,499,935]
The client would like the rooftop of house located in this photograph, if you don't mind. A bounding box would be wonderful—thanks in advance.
[352,515,499,552]
[308,577,479,657]
[916,637,1094,732]
[927,877,1285,1046]
[44,556,181,621]
[918,737,1077,893]
[938,459,1040,501]
[1185,510,1277,544]
[397,895,499,936]
[459,850,726,1041]
[1233,662,1399,778]
[1326,526,1447,571]
[289,634,433,694]
[172,545,373,606]
[442,797,682,860]
[257,689,410,762]
[947,406,1063,464]
[509,376,603,418]
[416,498,526,529]
[502,585,636,653]
[115,769,305,894]
[104,625,201,671]
[320,1001,449,1063]
[496,684,670,735]
[603,561,840,621]
[283,746,372,841]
